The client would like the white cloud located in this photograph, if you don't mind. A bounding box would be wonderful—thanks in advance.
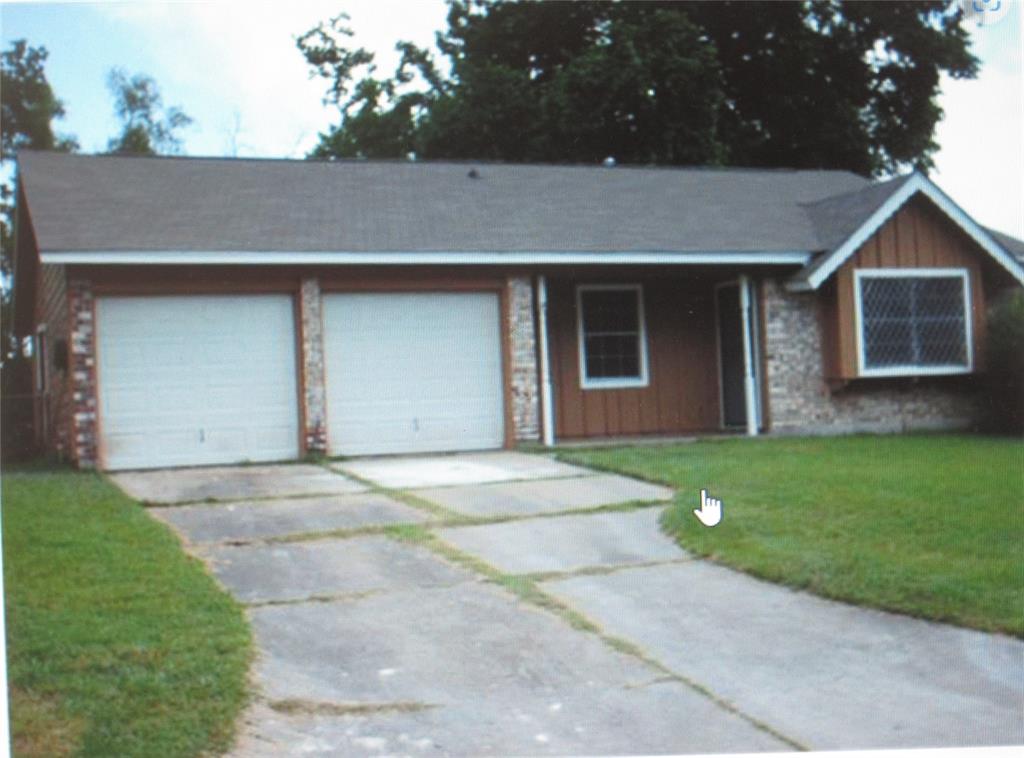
[88,0,447,157]
[932,4,1023,238]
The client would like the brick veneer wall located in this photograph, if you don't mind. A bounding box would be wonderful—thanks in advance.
[762,277,981,433]
[507,276,540,441]
[299,277,328,454]
[68,278,99,467]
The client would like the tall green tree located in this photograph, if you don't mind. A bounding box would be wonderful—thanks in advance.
[1,39,78,159]
[299,0,977,175]
[106,68,193,155]
[1,40,77,361]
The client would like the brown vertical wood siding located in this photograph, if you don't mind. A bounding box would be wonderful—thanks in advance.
[825,196,994,379]
[548,277,720,439]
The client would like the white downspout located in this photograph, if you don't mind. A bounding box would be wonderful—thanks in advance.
[739,274,758,437]
[536,275,556,447]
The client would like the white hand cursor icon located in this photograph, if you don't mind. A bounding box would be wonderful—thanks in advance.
[694,489,722,527]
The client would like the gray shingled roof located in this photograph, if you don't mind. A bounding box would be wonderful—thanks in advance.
[987,227,1024,262]
[801,174,915,251]
[18,150,870,255]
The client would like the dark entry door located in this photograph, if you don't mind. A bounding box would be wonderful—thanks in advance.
[716,284,747,428]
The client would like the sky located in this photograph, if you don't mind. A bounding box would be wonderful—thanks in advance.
[1,0,1022,238]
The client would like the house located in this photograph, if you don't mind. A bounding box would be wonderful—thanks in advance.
[11,150,1024,471]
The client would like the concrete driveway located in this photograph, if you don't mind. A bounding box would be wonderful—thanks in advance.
[113,452,1024,756]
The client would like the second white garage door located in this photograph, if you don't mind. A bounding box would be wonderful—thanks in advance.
[323,292,505,456]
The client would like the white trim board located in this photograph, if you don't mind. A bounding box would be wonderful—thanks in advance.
[38,250,814,266]
[789,172,1024,291]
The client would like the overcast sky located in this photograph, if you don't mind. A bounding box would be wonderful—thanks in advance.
[2,0,1021,238]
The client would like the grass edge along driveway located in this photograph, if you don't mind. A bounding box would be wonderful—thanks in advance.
[2,468,252,757]
[558,434,1023,638]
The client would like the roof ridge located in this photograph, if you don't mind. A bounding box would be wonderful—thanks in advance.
[17,149,865,177]
[799,172,914,208]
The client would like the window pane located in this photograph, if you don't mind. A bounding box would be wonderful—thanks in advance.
[581,290,639,333]
[580,289,643,381]
[860,275,967,370]
[863,278,911,319]
[864,320,914,366]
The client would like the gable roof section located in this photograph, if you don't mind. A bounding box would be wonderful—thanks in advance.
[790,172,1024,290]
[18,150,867,263]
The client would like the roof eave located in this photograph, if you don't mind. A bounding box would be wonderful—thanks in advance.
[38,249,816,266]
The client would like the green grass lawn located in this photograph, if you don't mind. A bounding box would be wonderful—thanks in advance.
[558,435,1024,637]
[2,468,252,757]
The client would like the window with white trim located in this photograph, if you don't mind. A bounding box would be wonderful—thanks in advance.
[576,284,649,388]
[856,269,972,376]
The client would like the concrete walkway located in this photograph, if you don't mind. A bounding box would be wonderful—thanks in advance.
[114,452,1024,755]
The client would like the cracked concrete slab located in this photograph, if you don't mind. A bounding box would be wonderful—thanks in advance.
[436,507,686,575]
[238,582,788,755]
[200,536,473,604]
[416,473,673,518]
[150,492,427,544]
[232,678,788,757]
[544,561,1024,750]
[111,464,365,504]
[333,451,591,489]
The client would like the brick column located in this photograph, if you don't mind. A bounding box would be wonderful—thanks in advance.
[299,277,328,454]
[68,278,98,468]
[507,276,540,441]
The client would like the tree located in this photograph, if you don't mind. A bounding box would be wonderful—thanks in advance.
[1,39,77,363]
[1,39,78,159]
[106,68,193,155]
[299,0,977,175]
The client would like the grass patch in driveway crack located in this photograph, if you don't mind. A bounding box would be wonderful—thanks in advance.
[268,699,436,717]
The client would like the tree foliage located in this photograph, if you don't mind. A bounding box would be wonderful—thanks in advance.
[106,68,193,155]
[1,39,78,160]
[299,0,977,175]
[1,39,78,361]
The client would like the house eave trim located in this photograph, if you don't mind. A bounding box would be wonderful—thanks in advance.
[38,250,814,266]
[788,172,1024,291]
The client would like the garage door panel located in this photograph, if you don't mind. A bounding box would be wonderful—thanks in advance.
[324,292,505,457]
[96,295,300,470]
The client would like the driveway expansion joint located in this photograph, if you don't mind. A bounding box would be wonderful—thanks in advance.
[526,555,698,583]
[405,471,602,492]
[267,698,439,717]
[409,527,807,751]
[140,489,364,508]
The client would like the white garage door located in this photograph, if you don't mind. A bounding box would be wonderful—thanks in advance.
[324,292,504,456]
[96,295,300,470]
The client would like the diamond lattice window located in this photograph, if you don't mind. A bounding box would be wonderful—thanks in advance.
[858,271,971,374]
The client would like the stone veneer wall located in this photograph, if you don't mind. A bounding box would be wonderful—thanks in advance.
[68,278,99,467]
[761,277,982,434]
[507,276,540,441]
[299,277,328,454]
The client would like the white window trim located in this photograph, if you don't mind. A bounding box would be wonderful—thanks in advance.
[853,267,974,378]
[576,284,650,390]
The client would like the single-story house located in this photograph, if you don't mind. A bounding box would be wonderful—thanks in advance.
[11,150,1024,470]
